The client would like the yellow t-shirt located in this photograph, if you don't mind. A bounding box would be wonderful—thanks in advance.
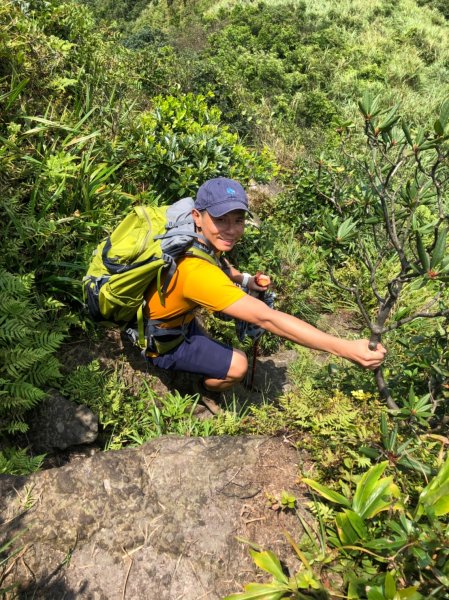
[144,256,246,327]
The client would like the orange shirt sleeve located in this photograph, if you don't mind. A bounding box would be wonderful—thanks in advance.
[182,257,246,312]
[145,256,246,322]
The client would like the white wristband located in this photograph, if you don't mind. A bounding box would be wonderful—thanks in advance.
[241,272,251,289]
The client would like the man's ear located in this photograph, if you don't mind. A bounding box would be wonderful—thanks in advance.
[192,208,202,228]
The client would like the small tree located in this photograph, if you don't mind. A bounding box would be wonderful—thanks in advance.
[315,94,449,411]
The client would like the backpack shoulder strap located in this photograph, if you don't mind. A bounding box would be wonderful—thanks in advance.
[184,242,222,268]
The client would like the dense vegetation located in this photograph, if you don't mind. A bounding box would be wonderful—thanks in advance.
[1,0,449,597]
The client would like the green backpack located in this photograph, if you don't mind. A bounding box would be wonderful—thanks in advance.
[83,197,218,350]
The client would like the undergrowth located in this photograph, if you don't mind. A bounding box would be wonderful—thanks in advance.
[60,359,248,449]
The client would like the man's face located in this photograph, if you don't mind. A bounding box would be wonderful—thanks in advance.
[193,209,246,252]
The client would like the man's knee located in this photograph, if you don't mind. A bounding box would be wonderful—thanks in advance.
[227,348,248,382]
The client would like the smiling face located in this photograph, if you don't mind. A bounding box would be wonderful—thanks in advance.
[192,209,246,253]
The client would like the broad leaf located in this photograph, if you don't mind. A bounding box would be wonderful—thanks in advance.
[418,454,449,517]
[378,105,400,132]
[294,569,321,590]
[401,120,413,145]
[384,572,396,600]
[358,92,381,118]
[249,550,289,584]
[224,581,288,600]
[353,462,399,519]
[367,588,386,600]
[398,587,424,599]
[302,479,351,508]
[336,510,367,544]
[434,119,444,136]
[438,97,449,129]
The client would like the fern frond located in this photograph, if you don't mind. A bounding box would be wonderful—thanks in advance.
[0,270,34,295]
[0,393,44,413]
[0,379,46,402]
[29,330,65,354]
[0,447,45,475]
[2,419,29,435]
[0,347,46,377]
[0,270,63,434]
[28,356,61,386]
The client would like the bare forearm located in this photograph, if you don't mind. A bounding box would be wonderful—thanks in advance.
[260,309,349,357]
[223,296,387,369]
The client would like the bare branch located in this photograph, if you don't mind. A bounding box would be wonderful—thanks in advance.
[385,308,449,331]
[360,239,385,303]
[365,166,409,270]
[328,266,373,329]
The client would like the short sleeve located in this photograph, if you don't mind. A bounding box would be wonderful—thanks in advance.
[182,259,246,312]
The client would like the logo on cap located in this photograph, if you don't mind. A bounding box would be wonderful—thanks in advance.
[226,187,236,195]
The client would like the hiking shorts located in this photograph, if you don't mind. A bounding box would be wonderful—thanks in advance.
[148,319,233,380]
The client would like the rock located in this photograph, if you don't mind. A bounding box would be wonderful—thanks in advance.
[27,391,98,452]
[0,436,311,599]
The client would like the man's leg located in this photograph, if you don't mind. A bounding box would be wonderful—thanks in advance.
[203,348,248,391]
[149,319,246,390]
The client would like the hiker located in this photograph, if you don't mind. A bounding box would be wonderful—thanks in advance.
[143,177,387,398]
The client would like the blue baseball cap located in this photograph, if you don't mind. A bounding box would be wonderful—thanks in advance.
[194,177,251,217]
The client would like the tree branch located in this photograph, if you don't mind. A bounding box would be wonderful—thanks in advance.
[385,308,449,332]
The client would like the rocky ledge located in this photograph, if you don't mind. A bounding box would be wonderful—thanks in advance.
[0,435,309,600]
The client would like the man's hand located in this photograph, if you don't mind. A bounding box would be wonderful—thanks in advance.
[342,339,387,370]
[248,272,271,293]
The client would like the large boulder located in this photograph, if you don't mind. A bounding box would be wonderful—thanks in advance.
[0,436,309,599]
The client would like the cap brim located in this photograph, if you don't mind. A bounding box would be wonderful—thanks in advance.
[206,201,252,218]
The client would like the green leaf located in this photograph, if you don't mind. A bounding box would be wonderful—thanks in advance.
[249,550,289,584]
[431,495,449,515]
[353,462,386,511]
[402,120,413,145]
[352,462,399,519]
[418,454,449,517]
[302,478,351,508]
[336,218,358,242]
[397,587,423,599]
[1,78,29,110]
[434,119,444,137]
[359,446,379,459]
[415,232,430,272]
[294,569,321,590]
[224,582,289,600]
[367,588,386,600]
[22,115,75,132]
[345,509,368,539]
[397,456,432,476]
[378,105,400,132]
[411,546,432,567]
[430,228,447,269]
[417,140,438,151]
[358,92,381,118]
[384,572,396,600]
[64,131,100,147]
[336,510,367,544]
[439,98,449,129]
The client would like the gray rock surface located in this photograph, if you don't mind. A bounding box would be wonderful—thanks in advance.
[27,391,98,452]
[0,436,309,599]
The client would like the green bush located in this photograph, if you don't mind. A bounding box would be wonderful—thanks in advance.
[113,92,277,201]
[61,360,221,448]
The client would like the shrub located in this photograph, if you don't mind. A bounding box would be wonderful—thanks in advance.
[113,92,277,200]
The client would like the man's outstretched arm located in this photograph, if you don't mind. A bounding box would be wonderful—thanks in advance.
[223,294,386,370]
